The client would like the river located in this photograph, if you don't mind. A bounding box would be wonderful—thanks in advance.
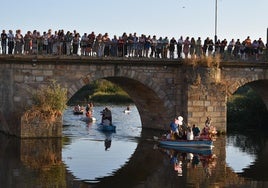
[0,105,267,187]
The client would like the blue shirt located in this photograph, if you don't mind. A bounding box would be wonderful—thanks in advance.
[170,122,178,132]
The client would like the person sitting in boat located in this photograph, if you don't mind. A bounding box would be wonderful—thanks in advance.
[86,102,94,112]
[101,107,112,125]
[186,126,194,140]
[126,106,130,111]
[86,110,92,118]
[74,105,79,111]
[192,124,200,138]
[200,126,210,139]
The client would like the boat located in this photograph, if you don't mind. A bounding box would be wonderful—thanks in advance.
[159,144,213,156]
[123,106,131,114]
[98,123,116,132]
[73,105,84,115]
[73,109,84,115]
[123,109,131,114]
[99,108,115,131]
[80,116,96,123]
[158,138,213,149]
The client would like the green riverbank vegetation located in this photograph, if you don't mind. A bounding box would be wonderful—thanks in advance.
[227,85,268,130]
[68,79,133,105]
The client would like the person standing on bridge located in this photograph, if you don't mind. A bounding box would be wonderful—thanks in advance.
[1,30,7,54]
[14,29,24,55]
[23,31,32,55]
[195,37,202,58]
[169,37,177,59]
[72,33,80,56]
[183,36,190,59]
[244,36,252,60]
[150,35,157,58]
[190,37,196,58]
[7,30,15,54]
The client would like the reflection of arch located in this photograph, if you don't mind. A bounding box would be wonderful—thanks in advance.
[67,70,174,130]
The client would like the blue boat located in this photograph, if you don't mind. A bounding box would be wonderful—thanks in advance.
[159,139,213,149]
[98,123,116,132]
[159,144,213,156]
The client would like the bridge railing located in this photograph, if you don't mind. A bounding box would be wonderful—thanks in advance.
[0,47,267,63]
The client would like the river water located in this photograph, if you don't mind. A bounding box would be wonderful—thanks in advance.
[0,105,268,187]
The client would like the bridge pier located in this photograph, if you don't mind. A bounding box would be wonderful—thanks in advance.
[177,66,227,132]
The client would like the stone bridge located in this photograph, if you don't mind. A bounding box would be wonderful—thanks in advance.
[0,55,267,137]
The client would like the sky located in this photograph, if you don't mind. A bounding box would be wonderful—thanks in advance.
[1,0,268,43]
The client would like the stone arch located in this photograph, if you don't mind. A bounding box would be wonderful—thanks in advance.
[66,69,175,130]
[227,77,268,111]
[227,77,260,96]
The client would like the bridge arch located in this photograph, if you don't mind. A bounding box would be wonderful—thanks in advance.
[227,77,265,96]
[227,78,268,110]
[67,68,176,130]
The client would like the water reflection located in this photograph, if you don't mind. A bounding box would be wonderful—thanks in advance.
[0,106,268,187]
[158,146,217,177]
[62,138,138,183]
[104,132,112,151]
[226,135,256,173]
[0,134,65,188]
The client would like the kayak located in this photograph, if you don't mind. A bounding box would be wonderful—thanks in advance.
[98,123,116,132]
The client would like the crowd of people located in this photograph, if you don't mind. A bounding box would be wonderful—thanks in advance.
[0,29,267,61]
[168,116,217,141]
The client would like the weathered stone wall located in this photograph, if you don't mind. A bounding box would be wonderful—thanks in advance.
[184,67,227,132]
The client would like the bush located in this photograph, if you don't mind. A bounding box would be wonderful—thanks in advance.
[23,81,67,122]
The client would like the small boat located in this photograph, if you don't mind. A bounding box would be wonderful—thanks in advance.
[123,106,131,114]
[123,110,131,114]
[98,123,116,132]
[73,109,84,115]
[73,105,84,115]
[159,139,213,149]
[81,116,96,123]
[159,144,213,156]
